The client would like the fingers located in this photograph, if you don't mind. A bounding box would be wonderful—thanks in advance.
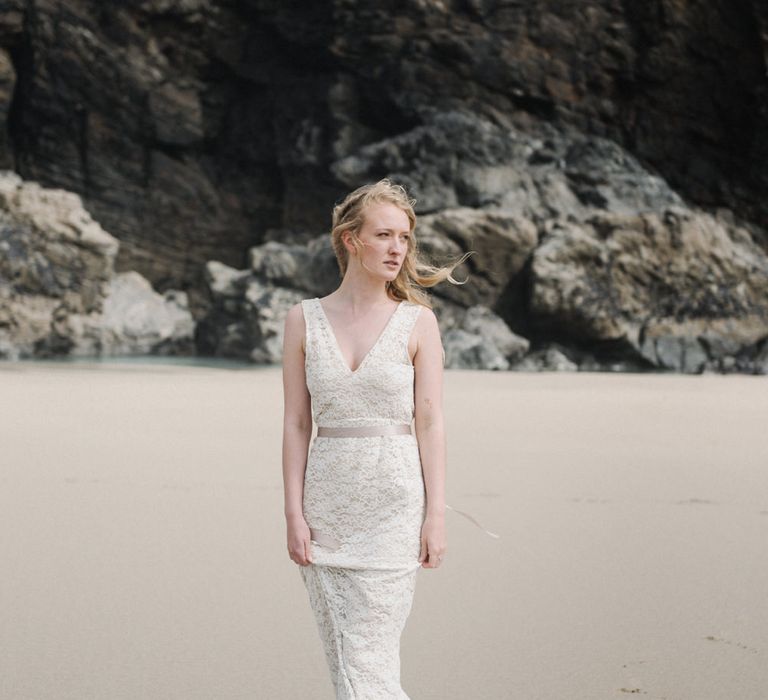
[418,535,427,563]
[421,545,447,569]
[288,538,312,566]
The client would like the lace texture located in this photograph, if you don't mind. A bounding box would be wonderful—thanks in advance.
[299,297,426,699]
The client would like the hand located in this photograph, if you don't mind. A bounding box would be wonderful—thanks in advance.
[418,513,446,569]
[286,514,313,566]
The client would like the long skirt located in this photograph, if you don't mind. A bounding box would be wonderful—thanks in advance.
[300,563,419,699]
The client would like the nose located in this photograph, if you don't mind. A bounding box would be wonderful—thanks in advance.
[391,237,406,254]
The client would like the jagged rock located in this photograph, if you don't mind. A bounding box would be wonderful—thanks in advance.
[245,284,306,364]
[0,171,117,358]
[511,347,579,373]
[197,264,305,362]
[461,305,529,363]
[530,208,768,373]
[443,328,510,371]
[198,234,340,362]
[438,302,529,370]
[200,187,768,374]
[0,171,119,311]
[95,272,195,355]
[0,172,194,359]
[333,111,684,224]
[416,206,537,308]
[248,236,339,296]
[1,0,766,375]
[205,260,251,300]
[3,1,765,301]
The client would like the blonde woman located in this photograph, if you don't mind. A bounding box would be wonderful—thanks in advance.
[281,179,468,698]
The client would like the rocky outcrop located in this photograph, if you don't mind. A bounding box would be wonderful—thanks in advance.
[322,111,768,373]
[198,232,528,370]
[415,205,538,310]
[200,205,768,373]
[196,260,305,364]
[441,305,530,371]
[530,209,768,373]
[96,272,195,356]
[1,4,768,373]
[0,0,765,304]
[193,106,768,374]
[332,111,684,222]
[0,172,194,359]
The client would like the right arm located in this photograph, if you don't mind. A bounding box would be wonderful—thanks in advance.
[282,302,314,566]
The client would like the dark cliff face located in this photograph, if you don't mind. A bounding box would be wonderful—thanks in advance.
[0,0,766,312]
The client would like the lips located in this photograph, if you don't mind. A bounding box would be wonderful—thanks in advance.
[384,260,400,267]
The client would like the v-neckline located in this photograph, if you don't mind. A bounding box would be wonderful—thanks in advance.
[315,297,405,375]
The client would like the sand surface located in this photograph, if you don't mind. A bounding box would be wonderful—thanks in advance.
[1,361,766,700]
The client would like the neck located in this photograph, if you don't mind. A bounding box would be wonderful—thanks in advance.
[335,264,394,309]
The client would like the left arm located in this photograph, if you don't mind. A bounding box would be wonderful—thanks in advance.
[412,306,447,569]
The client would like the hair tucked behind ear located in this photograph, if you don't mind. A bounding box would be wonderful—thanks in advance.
[330,179,473,307]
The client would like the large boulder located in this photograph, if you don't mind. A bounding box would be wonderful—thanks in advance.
[416,207,538,310]
[193,238,306,363]
[96,272,195,356]
[530,208,768,372]
[197,257,308,363]
[0,172,195,359]
[332,110,684,222]
[442,304,530,371]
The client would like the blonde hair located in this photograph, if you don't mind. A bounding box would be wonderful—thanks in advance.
[330,179,473,307]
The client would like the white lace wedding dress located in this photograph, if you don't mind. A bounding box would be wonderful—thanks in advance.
[299,296,426,699]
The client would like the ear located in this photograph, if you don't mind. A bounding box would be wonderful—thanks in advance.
[341,229,356,255]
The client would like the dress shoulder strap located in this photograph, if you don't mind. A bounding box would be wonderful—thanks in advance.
[392,301,447,367]
[300,298,322,354]
[398,301,423,338]
[379,301,424,365]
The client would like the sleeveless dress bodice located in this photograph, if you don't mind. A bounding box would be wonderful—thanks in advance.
[303,297,420,429]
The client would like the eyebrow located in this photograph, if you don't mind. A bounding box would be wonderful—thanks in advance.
[375,228,411,234]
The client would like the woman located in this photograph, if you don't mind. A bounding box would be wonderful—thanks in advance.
[281,179,469,698]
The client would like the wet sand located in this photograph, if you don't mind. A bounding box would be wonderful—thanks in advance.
[1,362,766,699]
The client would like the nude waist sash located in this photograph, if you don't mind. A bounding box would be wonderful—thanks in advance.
[316,424,412,438]
[312,423,500,540]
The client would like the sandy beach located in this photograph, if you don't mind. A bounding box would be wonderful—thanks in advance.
[1,361,766,700]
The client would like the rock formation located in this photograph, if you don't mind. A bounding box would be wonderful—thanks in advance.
[0,1,766,291]
[0,2,767,372]
[0,172,194,359]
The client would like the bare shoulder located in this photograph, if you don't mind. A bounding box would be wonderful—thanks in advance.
[286,301,306,322]
[284,301,307,352]
[411,303,443,359]
[413,303,439,334]
[284,301,307,332]
[411,303,445,374]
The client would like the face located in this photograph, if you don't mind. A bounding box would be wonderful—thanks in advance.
[346,202,412,280]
